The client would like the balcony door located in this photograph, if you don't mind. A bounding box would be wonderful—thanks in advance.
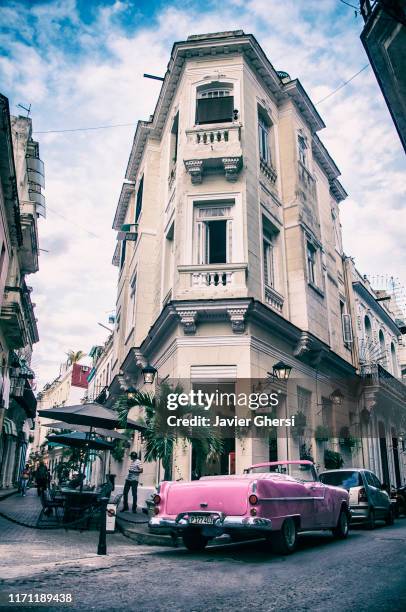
[195,202,233,265]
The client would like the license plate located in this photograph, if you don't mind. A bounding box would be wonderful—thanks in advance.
[189,515,214,525]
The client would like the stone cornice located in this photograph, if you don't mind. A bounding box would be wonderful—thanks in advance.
[112,181,135,230]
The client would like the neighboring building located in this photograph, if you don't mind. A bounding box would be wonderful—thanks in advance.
[32,361,90,477]
[0,96,42,489]
[360,0,406,152]
[345,262,406,486]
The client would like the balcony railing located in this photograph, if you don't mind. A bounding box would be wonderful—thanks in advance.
[360,363,406,402]
[264,285,284,314]
[26,156,45,189]
[186,124,241,151]
[178,263,248,295]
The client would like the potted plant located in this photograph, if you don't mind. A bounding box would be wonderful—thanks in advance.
[324,449,344,469]
[315,424,330,443]
[292,411,307,437]
[299,442,314,462]
[339,426,359,450]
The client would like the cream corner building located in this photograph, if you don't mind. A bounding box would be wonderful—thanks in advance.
[91,31,405,489]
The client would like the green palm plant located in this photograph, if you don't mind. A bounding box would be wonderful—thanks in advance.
[115,382,223,480]
[66,350,86,366]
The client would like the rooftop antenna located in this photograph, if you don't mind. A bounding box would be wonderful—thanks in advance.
[17,103,31,118]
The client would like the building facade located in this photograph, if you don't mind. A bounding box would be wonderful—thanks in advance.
[360,0,406,152]
[32,361,90,478]
[89,31,405,489]
[0,97,43,489]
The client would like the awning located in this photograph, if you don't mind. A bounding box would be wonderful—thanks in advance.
[3,417,18,437]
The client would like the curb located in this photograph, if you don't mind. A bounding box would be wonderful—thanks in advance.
[116,519,177,547]
[0,489,18,502]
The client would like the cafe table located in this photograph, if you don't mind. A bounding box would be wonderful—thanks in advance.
[60,488,100,527]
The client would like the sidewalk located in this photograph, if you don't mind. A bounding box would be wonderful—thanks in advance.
[0,488,159,579]
[116,509,175,547]
[0,487,18,501]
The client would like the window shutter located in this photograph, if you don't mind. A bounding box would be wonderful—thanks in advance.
[342,314,353,344]
[196,96,234,124]
[135,176,144,222]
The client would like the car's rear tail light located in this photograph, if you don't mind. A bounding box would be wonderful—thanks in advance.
[249,494,258,505]
[250,507,257,516]
[153,494,161,505]
[358,487,367,503]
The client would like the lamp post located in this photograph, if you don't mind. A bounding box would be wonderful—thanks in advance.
[269,361,293,381]
[141,364,157,385]
[330,388,344,406]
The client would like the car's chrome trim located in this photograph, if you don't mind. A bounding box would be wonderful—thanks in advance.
[258,496,325,501]
[149,513,272,532]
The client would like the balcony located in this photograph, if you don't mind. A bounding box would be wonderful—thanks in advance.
[0,284,39,349]
[178,263,248,298]
[27,156,46,218]
[264,285,284,314]
[184,123,243,184]
[27,156,45,189]
[360,363,406,405]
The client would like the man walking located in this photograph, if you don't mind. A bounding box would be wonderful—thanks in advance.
[122,452,143,513]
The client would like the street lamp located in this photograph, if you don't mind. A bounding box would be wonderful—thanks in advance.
[270,361,292,381]
[142,364,157,385]
[330,388,344,406]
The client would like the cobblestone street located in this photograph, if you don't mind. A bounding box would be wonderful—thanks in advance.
[0,489,156,580]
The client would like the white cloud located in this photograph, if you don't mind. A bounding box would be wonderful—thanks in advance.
[0,0,404,388]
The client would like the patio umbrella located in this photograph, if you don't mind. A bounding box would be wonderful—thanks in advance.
[38,402,145,432]
[44,421,126,440]
[46,432,114,451]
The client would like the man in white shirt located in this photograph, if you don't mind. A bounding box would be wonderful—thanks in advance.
[122,451,143,513]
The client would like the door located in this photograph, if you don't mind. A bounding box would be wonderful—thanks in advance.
[304,481,330,527]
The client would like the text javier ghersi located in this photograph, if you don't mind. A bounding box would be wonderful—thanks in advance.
[166,390,295,428]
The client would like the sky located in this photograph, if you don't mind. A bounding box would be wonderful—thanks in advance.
[0,0,405,389]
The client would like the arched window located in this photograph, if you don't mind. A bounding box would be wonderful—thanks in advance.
[391,343,398,377]
[196,82,234,125]
[378,329,387,366]
[364,316,373,362]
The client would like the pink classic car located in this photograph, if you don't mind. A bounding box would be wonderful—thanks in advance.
[149,460,350,554]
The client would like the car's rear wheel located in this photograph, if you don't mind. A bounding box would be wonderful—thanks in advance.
[272,518,297,555]
[385,507,395,526]
[332,508,349,539]
[182,530,209,552]
[366,508,375,530]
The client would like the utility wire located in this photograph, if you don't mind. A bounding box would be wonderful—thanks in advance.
[338,0,359,10]
[315,64,370,105]
[32,65,371,134]
[33,122,136,134]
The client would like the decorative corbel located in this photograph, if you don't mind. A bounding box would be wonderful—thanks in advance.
[184,159,203,184]
[222,156,242,182]
[227,307,247,333]
[177,309,198,334]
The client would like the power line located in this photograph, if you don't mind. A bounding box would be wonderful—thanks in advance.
[33,122,136,134]
[338,0,359,10]
[32,65,371,134]
[315,64,370,105]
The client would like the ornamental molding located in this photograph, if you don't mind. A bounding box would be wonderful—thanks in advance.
[227,306,248,333]
[177,309,198,334]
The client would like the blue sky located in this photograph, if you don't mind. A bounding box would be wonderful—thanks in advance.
[0,0,405,387]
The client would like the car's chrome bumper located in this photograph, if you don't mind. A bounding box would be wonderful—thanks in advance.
[149,513,272,532]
